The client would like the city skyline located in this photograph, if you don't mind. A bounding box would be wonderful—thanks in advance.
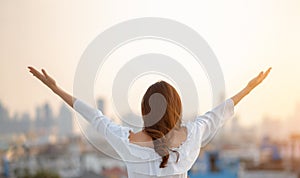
[1,96,299,141]
[0,99,73,137]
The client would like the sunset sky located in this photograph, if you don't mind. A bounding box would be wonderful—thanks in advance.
[1,0,300,128]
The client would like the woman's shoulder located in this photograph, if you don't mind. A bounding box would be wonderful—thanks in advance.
[129,130,154,148]
[128,126,190,150]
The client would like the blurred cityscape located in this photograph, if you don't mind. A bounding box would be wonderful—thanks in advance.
[0,98,300,178]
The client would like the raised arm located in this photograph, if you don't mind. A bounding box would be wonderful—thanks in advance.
[28,66,134,156]
[231,67,271,106]
[196,67,272,146]
[28,66,74,107]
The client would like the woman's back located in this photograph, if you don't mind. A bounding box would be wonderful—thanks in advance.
[73,97,235,177]
[128,127,187,149]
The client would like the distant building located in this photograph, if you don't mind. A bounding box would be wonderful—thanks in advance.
[35,103,55,135]
[57,104,73,136]
[0,101,9,120]
[0,101,31,135]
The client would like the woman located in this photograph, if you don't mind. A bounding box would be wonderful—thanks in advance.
[28,66,271,177]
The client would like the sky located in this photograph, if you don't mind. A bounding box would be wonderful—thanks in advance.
[1,0,300,127]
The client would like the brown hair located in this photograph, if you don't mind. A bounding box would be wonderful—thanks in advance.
[141,81,182,168]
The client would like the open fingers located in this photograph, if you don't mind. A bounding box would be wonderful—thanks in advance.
[42,69,49,78]
[28,66,46,82]
[28,66,42,77]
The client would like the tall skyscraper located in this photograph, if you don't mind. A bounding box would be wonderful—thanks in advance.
[57,104,73,136]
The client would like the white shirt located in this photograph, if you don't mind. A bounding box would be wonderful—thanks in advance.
[74,98,234,178]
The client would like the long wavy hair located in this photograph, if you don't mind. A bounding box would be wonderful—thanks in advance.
[141,81,182,168]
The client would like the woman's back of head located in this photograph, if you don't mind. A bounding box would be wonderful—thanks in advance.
[141,81,182,168]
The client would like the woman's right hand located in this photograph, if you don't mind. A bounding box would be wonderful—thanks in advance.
[28,66,58,91]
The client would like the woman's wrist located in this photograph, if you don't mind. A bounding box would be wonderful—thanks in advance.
[51,85,60,94]
[243,85,252,95]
